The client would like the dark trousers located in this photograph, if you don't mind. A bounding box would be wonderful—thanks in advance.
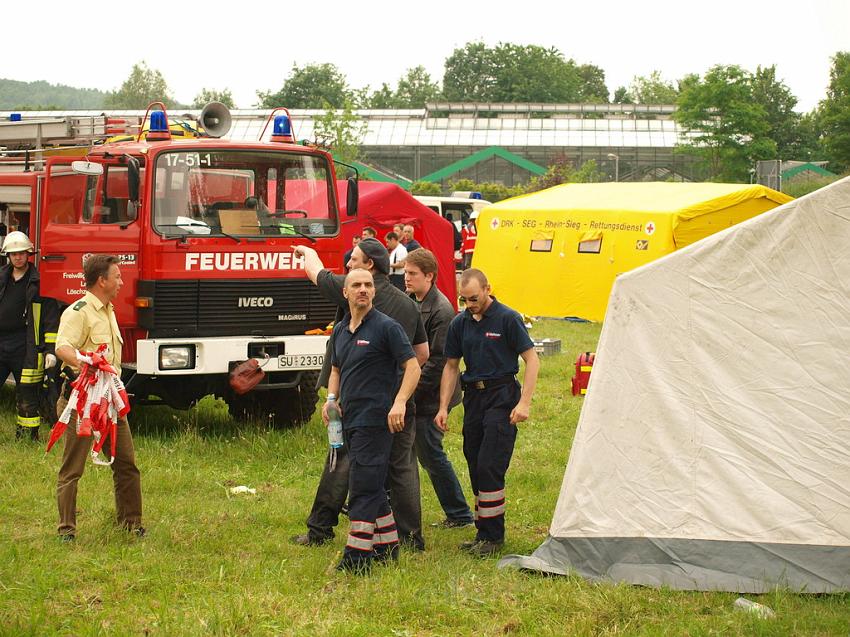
[342,426,397,565]
[305,401,423,548]
[414,410,473,523]
[462,382,520,542]
[56,395,143,535]
[0,332,27,430]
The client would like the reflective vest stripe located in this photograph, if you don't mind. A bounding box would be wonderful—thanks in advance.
[32,302,41,346]
[373,530,399,546]
[346,535,373,552]
[44,331,57,344]
[478,488,505,503]
[17,415,41,427]
[349,520,376,534]
[375,512,395,528]
[20,368,45,384]
[478,503,506,518]
[580,366,593,372]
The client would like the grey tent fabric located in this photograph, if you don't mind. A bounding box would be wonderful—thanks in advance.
[500,177,850,592]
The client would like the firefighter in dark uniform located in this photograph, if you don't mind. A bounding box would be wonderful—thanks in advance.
[327,268,420,572]
[435,268,540,557]
[292,239,429,550]
[0,231,60,440]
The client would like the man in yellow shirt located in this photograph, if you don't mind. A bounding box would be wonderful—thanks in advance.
[54,254,143,541]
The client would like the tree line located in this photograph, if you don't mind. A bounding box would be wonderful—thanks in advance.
[4,43,848,180]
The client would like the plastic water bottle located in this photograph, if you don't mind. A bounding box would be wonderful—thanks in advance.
[733,597,775,619]
[326,394,343,449]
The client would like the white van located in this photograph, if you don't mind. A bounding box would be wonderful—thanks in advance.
[413,192,492,231]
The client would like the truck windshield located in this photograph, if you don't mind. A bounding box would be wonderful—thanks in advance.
[152,150,338,238]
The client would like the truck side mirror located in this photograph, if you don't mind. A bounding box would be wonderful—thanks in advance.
[346,177,358,217]
[126,156,140,203]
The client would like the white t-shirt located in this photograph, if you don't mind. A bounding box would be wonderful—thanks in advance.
[389,243,408,273]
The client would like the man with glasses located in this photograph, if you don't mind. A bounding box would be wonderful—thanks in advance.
[435,268,540,557]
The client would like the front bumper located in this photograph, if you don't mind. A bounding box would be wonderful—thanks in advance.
[136,334,329,375]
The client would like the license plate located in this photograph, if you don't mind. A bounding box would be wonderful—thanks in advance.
[278,354,324,368]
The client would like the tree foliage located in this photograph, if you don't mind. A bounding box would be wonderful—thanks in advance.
[104,62,174,109]
[410,181,443,195]
[192,88,235,109]
[524,157,604,193]
[628,71,678,104]
[818,51,850,171]
[0,79,107,110]
[749,65,800,158]
[257,63,352,109]
[313,98,365,165]
[442,42,608,102]
[674,65,776,181]
[367,66,441,108]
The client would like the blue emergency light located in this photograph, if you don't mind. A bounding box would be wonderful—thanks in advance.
[273,115,291,137]
[10,113,22,122]
[470,192,483,199]
[149,110,168,132]
[271,114,295,143]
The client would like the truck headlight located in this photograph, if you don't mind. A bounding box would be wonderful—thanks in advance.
[159,345,195,370]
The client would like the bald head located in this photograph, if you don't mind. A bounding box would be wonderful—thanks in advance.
[343,268,375,312]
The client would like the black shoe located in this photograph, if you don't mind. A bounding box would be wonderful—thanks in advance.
[16,425,38,441]
[399,534,425,552]
[58,533,75,543]
[374,544,400,564]
[431,518,474,529]
[459,539,481,552]
[336,556,372,575]
[290,533,331,547]
[468,539,504,557]
[130,526,146,538]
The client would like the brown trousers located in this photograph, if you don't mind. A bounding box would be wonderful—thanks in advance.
[56,396,143,535]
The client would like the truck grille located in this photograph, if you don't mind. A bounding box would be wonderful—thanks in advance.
[138,279,337,337]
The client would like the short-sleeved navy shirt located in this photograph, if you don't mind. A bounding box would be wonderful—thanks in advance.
[332,308,415,428]
[444,297,534,383]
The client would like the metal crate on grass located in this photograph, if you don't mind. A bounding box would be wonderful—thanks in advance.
[533,338,561,356]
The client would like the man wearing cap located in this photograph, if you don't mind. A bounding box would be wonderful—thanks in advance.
[435,268,540,557]
[0,231,60,440]
[292,238,429,550]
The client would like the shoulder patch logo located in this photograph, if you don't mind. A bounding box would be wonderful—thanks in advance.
[72,300,87,311]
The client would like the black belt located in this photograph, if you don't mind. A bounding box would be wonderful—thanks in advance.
[462,375,516,392]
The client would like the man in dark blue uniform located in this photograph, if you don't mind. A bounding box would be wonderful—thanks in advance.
[435,268,540,557]
[292,239,429,550]
[326,269,420,572]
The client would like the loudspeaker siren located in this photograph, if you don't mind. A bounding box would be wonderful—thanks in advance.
[199,101,232,138]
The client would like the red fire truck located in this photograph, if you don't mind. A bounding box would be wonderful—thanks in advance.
[0,103,357,426]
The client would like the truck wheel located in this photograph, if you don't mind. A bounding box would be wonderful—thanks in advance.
[264,371,320,428]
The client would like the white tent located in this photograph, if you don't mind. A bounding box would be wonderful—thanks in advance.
[501,178,850,592]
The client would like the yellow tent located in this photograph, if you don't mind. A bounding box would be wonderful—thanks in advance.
[473,182,792,321]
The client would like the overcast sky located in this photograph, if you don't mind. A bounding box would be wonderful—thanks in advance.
[2,0,847,112]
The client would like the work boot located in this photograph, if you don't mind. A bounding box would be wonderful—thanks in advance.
[459,539,481,552]
[431,518,474,529]
[374,544,400,565]
[336,555,372,575]
[58,533,75,543]
[468,539,504,558]
[16,425,38,440]
[290,533,331,547]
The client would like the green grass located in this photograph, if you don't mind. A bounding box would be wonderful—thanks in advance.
[1,320,848,636]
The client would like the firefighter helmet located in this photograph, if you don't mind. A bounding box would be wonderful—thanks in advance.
[1,231,34,255]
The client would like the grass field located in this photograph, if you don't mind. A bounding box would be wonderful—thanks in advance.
[0,320,847,636]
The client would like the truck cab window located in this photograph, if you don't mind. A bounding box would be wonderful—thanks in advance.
[152,150,338,237]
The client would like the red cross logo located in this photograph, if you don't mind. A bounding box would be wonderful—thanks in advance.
[490,217,500,230]
[645,221,656,236]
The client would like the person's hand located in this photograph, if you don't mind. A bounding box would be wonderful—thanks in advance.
[293,245,317,259]
[434,409,449,432]
[44,353,57,369]
[387,400,406,433]
[509,401,530,425]
[321,399,342,425]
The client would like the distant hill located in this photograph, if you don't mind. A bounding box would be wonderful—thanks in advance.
[0,78,109,110]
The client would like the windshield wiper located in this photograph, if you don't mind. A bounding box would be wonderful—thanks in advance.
[157,223,241,244]
[261,224,317,244]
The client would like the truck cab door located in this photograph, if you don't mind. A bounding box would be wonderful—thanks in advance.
[39,157,141,325]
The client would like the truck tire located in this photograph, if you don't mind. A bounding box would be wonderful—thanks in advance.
[227,371,320,428]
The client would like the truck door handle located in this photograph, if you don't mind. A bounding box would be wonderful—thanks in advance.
[41,254,66,261]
